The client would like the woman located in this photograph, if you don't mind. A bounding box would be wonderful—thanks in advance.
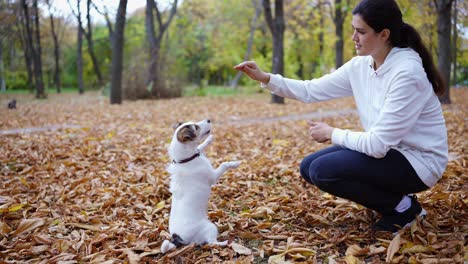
[234,0,448,233]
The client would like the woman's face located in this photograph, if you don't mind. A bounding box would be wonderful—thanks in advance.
[351,15,387,57]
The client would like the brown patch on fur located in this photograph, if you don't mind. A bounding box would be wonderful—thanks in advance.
[177,125,199,142]
[173,122,184,130]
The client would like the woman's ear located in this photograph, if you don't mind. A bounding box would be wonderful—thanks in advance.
[380,28,391,42]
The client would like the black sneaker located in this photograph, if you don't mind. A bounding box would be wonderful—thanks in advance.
[372,195,426,234]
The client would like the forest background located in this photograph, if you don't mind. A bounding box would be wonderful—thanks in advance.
[0,0,466,104]
[1,1,467,263]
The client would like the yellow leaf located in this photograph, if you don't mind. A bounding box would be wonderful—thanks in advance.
[402,245,433,254]
[155,201,165,210]
[19,177,30,187]
[8,203,27,213]
[272,139,289,147]
[345,255,363,264]
[106,131,115,138]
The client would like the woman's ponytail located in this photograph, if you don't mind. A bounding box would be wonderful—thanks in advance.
[399,23,445,96]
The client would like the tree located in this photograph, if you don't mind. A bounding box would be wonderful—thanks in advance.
[332,0,350,69]
[21,0,46,98]
[68,0,85,94]
[263,0,285,104]
[47,0,62,93]
[84,0,103,86]
[0,0,16,92]
[231,0,262,89]
[110,0,128,104]
[434,0,453,104]
[145,0,178,98]
[92,2,114,45]
[451,0,457,85]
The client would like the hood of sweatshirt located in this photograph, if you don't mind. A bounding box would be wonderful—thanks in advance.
[367,47,422,77]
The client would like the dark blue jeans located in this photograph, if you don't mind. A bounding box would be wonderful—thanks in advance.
[300,146,429,215]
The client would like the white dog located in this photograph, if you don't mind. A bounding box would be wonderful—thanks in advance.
[161,119,240,253]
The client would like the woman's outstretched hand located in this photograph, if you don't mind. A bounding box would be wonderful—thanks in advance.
[234,61,270,84]
[308,121,334,143]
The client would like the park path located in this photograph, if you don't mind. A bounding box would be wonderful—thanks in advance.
[1,107,461,161]
[0,108,357,136]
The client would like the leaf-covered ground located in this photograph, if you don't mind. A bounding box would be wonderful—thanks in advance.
[0,88,466,264]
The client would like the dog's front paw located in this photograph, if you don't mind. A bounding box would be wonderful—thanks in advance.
[204,134,214,145]
[223,161,241,169]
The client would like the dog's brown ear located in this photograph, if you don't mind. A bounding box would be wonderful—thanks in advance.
[172,122,184,130]
[177,125,197,142]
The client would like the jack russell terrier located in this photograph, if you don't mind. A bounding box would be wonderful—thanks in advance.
[161,119,240,253]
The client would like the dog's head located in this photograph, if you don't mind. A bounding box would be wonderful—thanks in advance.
[173,119,212,144]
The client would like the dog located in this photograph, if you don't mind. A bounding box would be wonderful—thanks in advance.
[161,119,241,253]
[7,99,16,109]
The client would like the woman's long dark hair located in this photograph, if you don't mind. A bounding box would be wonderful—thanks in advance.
[353,0,445,95]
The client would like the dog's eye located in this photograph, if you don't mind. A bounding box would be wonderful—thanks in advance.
[194,125,200,131]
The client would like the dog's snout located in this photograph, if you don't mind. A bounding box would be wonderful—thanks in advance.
[207,119,211,123]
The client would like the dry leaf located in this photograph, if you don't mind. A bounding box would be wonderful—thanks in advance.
[0,90,466,263]
[231,242,252,255]
[12,218,46,236]
[386,234,401,262]
[344,255,363,264]
[345,244,369,256]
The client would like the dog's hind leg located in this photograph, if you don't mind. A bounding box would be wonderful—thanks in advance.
[197,221,228,247]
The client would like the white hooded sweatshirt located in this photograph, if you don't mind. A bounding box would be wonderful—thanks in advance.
[263,47,448,187]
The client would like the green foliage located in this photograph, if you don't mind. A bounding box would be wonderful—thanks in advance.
[182,84,259,97]
[1,0,464,99]
[5,70,29,90]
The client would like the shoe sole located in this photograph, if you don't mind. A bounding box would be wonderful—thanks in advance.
[392,208,427,236]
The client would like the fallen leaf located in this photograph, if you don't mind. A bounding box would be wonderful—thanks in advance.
[386,234,401,262]
[231,242,252,255]
[12,218,46,236]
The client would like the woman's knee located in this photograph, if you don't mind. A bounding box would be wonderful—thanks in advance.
[307,158,336,189]
[299,158,312,183]
[300,146,343,185]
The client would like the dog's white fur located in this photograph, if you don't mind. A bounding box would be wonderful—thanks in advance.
[161,119,240,253]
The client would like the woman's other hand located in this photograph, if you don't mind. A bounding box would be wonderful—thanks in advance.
[308,121,334,143]
[234,61,270,84]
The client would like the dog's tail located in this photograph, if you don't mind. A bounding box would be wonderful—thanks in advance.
[161,233,185,254]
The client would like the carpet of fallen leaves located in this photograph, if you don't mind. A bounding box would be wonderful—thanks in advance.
[0,88,466,264]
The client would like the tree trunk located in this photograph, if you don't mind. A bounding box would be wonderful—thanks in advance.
[145,0,159,96]
[334,0,348,69]
[451,0,457,85]
[231,0,262,89]
[0,40,5,92]
[110,0,128,104]
[85,0,103,86]
[32,0,46,98]
[434,0,453,104]
[18,11,34,90]
[145,0,178,98]
[263,0,285,104]
[48,2,61,93]
[70,0,85,94]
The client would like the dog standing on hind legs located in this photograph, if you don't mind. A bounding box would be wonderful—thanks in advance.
[161,119,241,253]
